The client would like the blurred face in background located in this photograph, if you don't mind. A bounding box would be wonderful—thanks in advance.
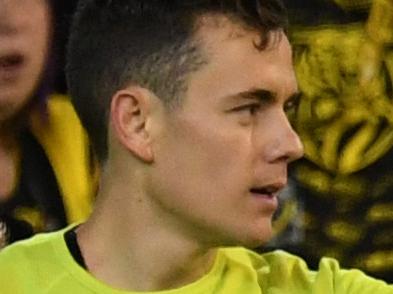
[0,0,51,124]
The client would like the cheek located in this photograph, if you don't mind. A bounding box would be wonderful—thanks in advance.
[26,3,51,82]
[161,116,254,194]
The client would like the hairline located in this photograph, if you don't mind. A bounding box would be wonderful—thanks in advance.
[130,13,285,109]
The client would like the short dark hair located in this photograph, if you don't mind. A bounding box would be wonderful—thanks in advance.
[66,0,288,164]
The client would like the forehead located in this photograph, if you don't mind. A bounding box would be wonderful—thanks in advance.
[189,16,297,101]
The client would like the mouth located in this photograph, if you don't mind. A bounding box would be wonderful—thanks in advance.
[0,53,25,81]
[249,183,285,210]
[249,184,282,198]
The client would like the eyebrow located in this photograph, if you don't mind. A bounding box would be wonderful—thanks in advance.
[237,88,301,104]
[239,88,275,102]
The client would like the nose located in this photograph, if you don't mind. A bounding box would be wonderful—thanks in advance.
[283,123,304,163]
[261,111,304,164]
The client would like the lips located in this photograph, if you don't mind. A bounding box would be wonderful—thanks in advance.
[249,183,285,211]
[249,182,285,197]
[0,53,25,81]
[0,53,24,67]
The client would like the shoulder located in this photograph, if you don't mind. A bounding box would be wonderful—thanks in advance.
[220,248,393,293]
[0,228,75,293]
[0,229,64,268]
[0,232,56,291]
[221,247,308,270]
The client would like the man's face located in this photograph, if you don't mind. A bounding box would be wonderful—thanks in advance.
[0,0,50,123]
[148,19,303,248]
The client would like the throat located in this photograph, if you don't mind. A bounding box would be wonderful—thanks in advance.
[0,142,20,200]
[73,220,219,292]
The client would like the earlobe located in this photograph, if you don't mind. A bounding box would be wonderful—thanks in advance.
[110,88,154,163]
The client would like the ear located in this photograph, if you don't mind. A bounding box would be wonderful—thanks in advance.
[110,87,154,163]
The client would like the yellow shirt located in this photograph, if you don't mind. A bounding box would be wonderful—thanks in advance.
[0,227,391,293]
[30,94,96,223]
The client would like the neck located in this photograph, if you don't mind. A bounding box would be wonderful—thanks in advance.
[0,124,19,147]
[76,167,218,292]
[0,102,32,141]
[0,128,20,200]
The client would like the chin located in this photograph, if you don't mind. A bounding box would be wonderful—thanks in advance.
[241,224,274,249]
[219,226,274,249]
[242,235,273,249]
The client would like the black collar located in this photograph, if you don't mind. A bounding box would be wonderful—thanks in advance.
[64,228,87,269]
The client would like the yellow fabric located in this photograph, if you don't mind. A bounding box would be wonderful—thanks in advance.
[29,94,95,223]
[0,227,391,294]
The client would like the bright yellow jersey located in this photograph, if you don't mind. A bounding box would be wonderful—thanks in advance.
[0,227,391,294]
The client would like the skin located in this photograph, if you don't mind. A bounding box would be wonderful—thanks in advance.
[0,0,50,199]
[77,16,304,292]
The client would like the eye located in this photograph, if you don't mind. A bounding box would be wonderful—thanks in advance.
[284,95,300,113]
[232,103,261,115]
[284,97,299,112]
[284,95,300,122]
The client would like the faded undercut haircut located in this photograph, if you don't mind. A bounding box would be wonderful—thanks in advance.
[66,0,288,164]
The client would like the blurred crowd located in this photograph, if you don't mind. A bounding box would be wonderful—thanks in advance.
[267,0,393,283]
[0,0,392,283]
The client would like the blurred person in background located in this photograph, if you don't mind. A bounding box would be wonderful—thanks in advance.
[0,0,96,248]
